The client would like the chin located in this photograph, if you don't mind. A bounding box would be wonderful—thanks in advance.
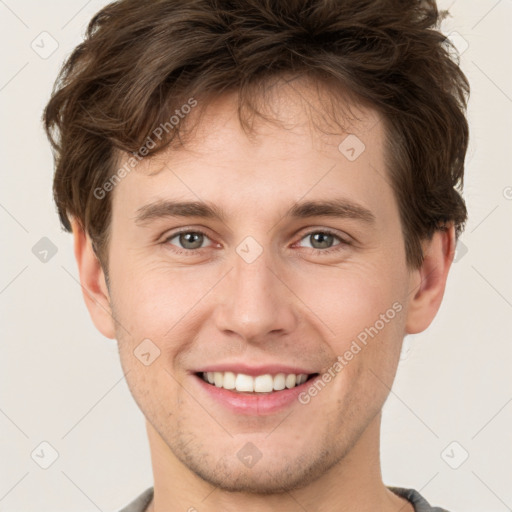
[178,445,341,495]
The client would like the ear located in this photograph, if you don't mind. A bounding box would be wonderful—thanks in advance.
[71,218,116,339]
[405,223,456,334]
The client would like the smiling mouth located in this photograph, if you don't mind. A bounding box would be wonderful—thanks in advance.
[195,371,320,394]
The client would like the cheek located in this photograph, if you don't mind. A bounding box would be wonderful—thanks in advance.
[109,257,210,335]
[300,261,407,393]
[298,263,399,340]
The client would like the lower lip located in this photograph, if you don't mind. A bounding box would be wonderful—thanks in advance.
[192,374,320,415]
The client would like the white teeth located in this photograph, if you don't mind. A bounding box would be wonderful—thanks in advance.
[297,374,307,385]
[222,371,236,390]
[235,373,254,392]
[200,371,311,393]
[273,373,286,391]
[214,372,223,387]
[285,374,296,388]
[254,374,274,392]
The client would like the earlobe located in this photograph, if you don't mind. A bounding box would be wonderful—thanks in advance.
[71,218,116,339]
[405,223,456,335]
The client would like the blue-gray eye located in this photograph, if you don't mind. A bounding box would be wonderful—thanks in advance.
[298,231,343,250]
[166,231,209,250]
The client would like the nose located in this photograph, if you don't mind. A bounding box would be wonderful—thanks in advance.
[213,247,299,344]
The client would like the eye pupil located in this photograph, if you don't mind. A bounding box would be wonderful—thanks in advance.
[169,230,342,254]
[311,232,334,249]
[180,232,203,249]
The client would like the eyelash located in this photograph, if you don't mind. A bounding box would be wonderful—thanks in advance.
[162,228,351,256]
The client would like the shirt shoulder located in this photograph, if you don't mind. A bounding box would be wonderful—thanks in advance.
[117,487,154,512]
[388,486,451,512]
[118,485,449,512]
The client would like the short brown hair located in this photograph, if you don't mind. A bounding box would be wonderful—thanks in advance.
[43,0,470,270]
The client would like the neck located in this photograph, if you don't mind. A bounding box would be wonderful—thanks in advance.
[145,413,413,512]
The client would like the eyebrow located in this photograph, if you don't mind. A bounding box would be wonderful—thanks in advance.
[134,198,376,226]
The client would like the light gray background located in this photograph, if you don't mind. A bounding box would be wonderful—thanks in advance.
[1,1,511,511]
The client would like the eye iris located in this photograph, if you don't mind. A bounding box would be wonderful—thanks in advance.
[179,232,203,249]
[174,232,337,251]
[311,232,334,249]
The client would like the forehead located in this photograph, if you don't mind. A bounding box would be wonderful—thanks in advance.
[110,80,393,227]
[173,77,381,157]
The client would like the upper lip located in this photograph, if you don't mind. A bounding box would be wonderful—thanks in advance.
[192,363,319,377]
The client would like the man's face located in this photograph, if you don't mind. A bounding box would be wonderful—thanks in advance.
[104,82,416,492]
